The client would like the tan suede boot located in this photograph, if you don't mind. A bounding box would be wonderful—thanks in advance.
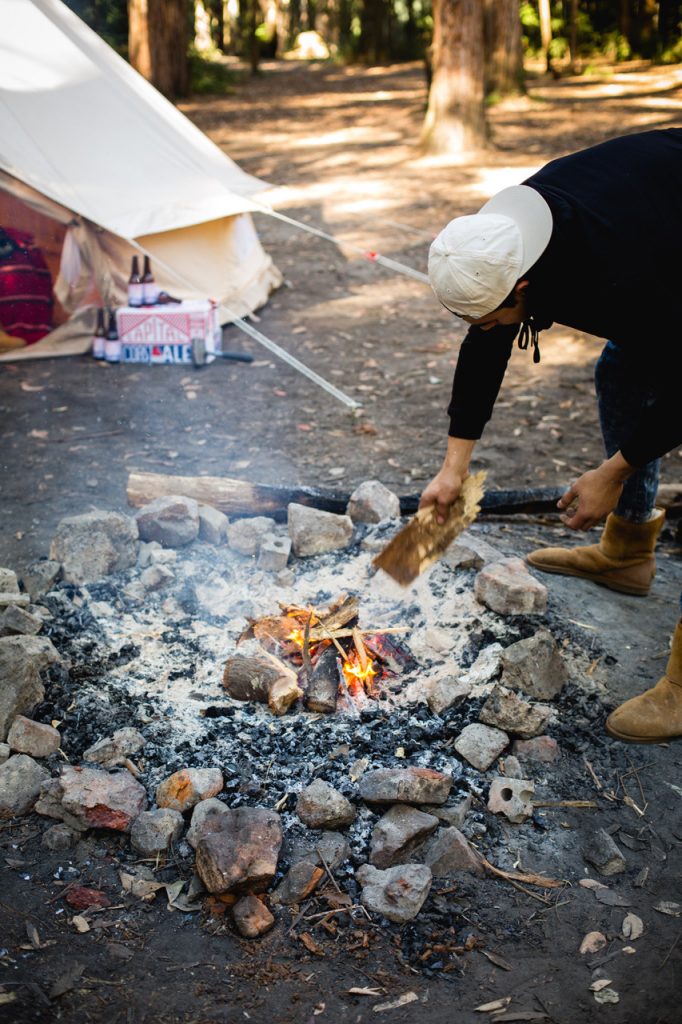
[606,620,682,743]
[526,509,665,596]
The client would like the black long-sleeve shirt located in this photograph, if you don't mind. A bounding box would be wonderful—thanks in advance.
[447,129,682,467]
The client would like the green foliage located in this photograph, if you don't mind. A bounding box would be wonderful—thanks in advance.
[601,31,632,62]
[660,36,682,63]
[63,0,128,53]
[188,48,235,95]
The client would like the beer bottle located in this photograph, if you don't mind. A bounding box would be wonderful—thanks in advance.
[92,306,106,359]
[128,255,143,307]
[142,255,159,305]
[104,308,121,363]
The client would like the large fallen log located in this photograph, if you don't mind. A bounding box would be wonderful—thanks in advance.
[127,472,682,521]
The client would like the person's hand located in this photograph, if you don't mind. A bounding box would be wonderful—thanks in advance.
[419,466,468,524]
[557,453,634,530]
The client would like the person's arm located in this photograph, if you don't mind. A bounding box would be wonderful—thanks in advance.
[420,324,517,521]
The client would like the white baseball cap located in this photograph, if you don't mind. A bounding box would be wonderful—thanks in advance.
[428,185,553,319]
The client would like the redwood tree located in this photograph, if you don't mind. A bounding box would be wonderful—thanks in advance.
[128,0,189,99]
[484,0,525,97]
[420,0,486,155]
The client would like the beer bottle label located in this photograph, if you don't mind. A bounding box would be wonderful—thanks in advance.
[128,283,144,306]
[142,281,160,305]
[105,339,121,362]
[92,336,106,359]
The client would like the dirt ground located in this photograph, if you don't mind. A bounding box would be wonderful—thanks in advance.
[0,61,681,1024]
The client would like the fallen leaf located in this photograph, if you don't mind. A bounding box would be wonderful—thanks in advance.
[0,993,17,1006]
[475,996,512,1012]
[579,931,607,955]
[373,992,418,1013]
[72,915,90,934]
[348,987,382,997]
[300,932,325,956]
[622,913,644,939]
[622,946,636,954]
[594,889,631,907]
[590,979,613,992]
[119,871,164,900]
[20,382,44,392]
[579,878,607,890]
[480,949,513,971]
[49,962,85,1000]
[26,922,41,949]
[312,1003,325,1015]
[654,901,681,917]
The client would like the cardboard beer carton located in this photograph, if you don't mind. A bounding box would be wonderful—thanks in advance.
[116,300,219,365]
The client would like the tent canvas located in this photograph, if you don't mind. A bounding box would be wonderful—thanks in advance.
[0,0,281,360]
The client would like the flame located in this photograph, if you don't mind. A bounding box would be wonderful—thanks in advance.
[286,628,305,647]
[342,656,377,693]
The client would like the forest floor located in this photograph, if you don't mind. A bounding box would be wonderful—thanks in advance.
[0,60,681,1024]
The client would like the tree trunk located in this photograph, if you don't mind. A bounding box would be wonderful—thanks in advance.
[538,0,552,74]
[484,0,525,97]
[360,0,390,63]
[568,0,578,72]
[657,0,681,49]
[619,0,631,43]
[420,0,486,155]
[128,0,189,100]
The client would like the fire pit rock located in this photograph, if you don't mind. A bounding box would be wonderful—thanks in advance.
[0,634,61,741]
[156,767,224,813]
[422,826,485,877]
[226,517,277,557]
[272,861,326,905]
[20,560,61,600]
[500,630,568,700]
[0,754,49,817]
[426,674,472,716]
[474,557,548,615]
[295,779,356,829]
[187,797,231,849]
[359,767,453,806]
[513,736,561,764]
[443,532,503,570]
[135,495,200,548]
[454,723,509,772]
[195,806,283,894]
[479,685,552,739]
[130,808,185,856]
[83,727,146,768]
[289,832,351,872]
[487,777,535,824]
[287,503,353,557]
[57,765,148,832]
[198,504,229,546]
[356,863,433,923]
[49,510,139,583]
[233,894,276,938]
[7,715,61,758]
[369,804,439,868]
[346,480,400,524]
[0,743,9,765]
[0,605,43,637]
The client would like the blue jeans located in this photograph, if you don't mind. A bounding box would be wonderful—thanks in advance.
[594,341,660,522]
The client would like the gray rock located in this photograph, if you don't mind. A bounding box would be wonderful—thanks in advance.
[422,827,485,877]
[7,716,60,758]
[226,517,277,557]
[195,807,282,894]
[426,675,471,716]
[130,808,184,856]
[356,863,432,923]
[474,558,548,616]
[289,832,350,872]
[0,754,49,817]
[272,860,325,905]
[50,510,139,584]
[500,631,568,700]
[137,541,162,568]
[459,644,503,688]
[583,829,627,876]
[454,723,509,772]
[0,605,43,637]
[369,804,438,869]
[346,481,401,524]
[83,727,146,768]
[502,755,523,778]
[232,895,275,938]
[58,765,147,832]
[0,568,19,593]
[479,685,552,739]
[20,561,61,600]
[487,777,535,823]
[198,504,229,545]
[0,742,9,764]
[359,767,453,806]
[257,535,292,571]
[42,823,79,851]
[296,779,356,829]
[139,563,174,592]
[287,503,353,557]
[34,777,87,832]
[512,736,560,764]
[187,798,230,849]
[135,495,200,548]
[0,635,61,741]
[0,592,30,609]
[443,533,503,570]
[419,795,472,828]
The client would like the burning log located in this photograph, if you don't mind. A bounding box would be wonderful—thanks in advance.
[222,641,303,716]
[306,647,340,715]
